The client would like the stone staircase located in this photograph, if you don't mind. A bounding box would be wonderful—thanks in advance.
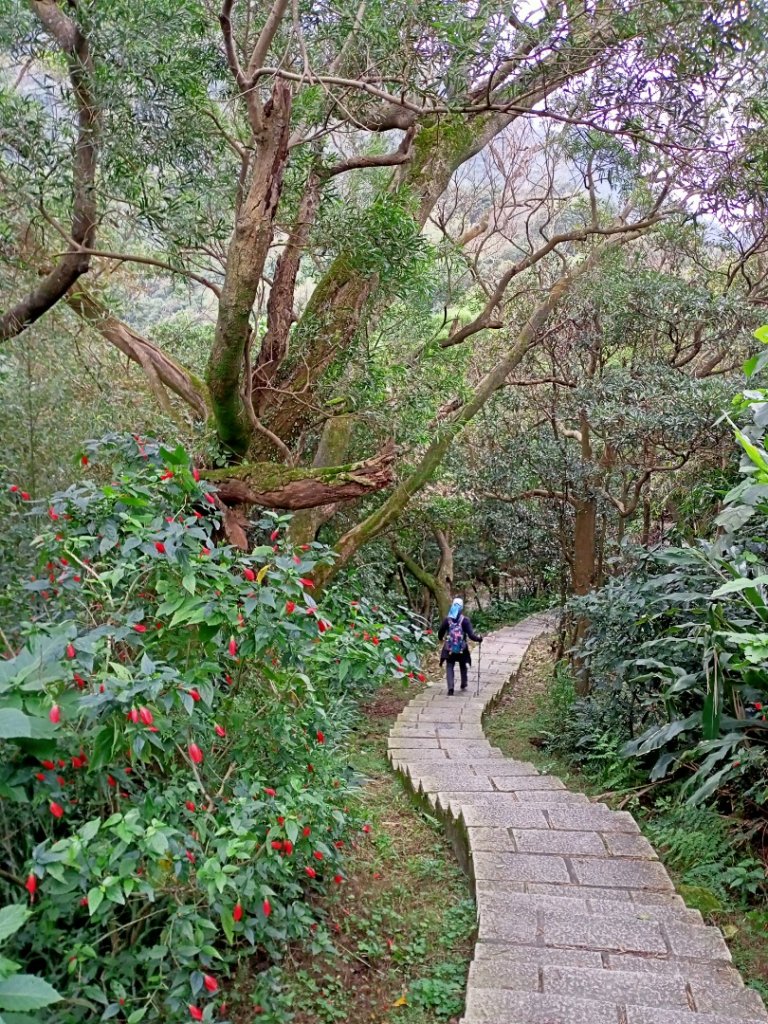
[387,613,767,1024]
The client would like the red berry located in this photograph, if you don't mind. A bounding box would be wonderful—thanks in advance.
[25,873,37,897]
[185,800,196,812]
[49,705,61,724]
[154,541,166,554]
[65,643,75,659]
[203,974,218,993]
[233,903,243,922]
[262,898,271,917]
[188,743,204,764]
[49,801,64,819]
[243,567,256,581]
[305,866,316,878]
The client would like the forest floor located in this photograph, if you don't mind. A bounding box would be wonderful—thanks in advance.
[232,653,476,1024]
[485,633,768,1003]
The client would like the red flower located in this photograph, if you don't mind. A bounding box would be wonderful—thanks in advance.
[313,850,323,861]
[755,702,763,711]
[41,760,55,770]
[49,705,61,724]
[50,801,64,819]
[203,974,218,993]
[362,823,372,834]
[48,507,59,521]
[305,866,316,878]
[372,637,380,646]
[277,816,285,825]
[334,840,344,849]
[205,493,216,504]
[66,643,76,659]
[285,600,296,614]
[303,826,311,837]
[128,708,140,724]
[185,850,196,864]
[271,840,283,850]
[192,467,201,482]
[298,578,314,588]
[25,873,37,898]
[160,471,174,481]
[225,674,233,686]
[270,529,279,541]
[133,624,147,633]
[292,554,301,565]
[395,654,404,664]
[193,510,203,519]
[228,637,237,657]
[417,673,426,682]
[316,730,325,744]
[189,1007,203,1021]
[188,743,204,765]
[334,874,343,884]
[201,547,211,557]
[35,772,45,781]
[20,491,30,500]
[233,903,243,922]
[81,455,89,466]
[306,763,314,772]
[214,723,226,738]
[263,787,276,797]
[318,619,329,633]
[243,567,256,581]
[283,840,293,855]
[262,898,272,917]
[185,800,196,812]
[188,689,201,703]
[9,484,18,492]
[139,707,154,725]
[108,775,116,788]
[301,544,310,550]
[154,541,166,554]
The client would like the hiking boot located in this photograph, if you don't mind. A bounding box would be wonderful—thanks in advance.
[460,682,467,690]
[447,688,454,696]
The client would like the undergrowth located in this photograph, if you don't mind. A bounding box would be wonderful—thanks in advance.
[233,674,477,1023]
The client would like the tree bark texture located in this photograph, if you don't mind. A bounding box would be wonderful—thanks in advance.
[206,80,292,456]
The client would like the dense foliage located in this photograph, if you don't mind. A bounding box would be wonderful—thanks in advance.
[1,437,431,1023]
[566,329,768,810]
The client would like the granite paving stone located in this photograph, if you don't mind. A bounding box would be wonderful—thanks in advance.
[387,614,765,1024]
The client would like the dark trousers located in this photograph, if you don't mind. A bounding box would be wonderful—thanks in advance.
[446,658,468,692]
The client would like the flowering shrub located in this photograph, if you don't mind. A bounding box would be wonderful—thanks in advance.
[1,434,431,1023]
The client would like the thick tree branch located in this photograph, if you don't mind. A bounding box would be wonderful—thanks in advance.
[65,287,210,421]
[478,488,577,508]
[0,0,99,342]
[204,441,395,509]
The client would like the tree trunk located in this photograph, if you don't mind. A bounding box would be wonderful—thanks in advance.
[206,80,292,457]
[572,496,597,695]
[288,414,356,544]
[392,544,451,620]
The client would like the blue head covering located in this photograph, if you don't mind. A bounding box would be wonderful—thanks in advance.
[448,597,464,620]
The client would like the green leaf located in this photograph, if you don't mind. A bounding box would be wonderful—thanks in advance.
[754,324,768,345]
[0,906,29,944]
[711,574,768,597]
[87,888,104,916]
[0,974,62,1011]
[127,1009,147,1023]
[79,819,101,844]
[0,710,36,740]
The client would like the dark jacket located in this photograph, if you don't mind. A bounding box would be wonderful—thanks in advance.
[438,613,482,666]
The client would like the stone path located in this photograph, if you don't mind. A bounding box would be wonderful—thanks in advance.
[388,613,768,1024]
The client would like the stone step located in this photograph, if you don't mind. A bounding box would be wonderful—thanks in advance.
[388,613,766,1024]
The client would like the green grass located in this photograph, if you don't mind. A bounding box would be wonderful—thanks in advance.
[235,676,476,1024]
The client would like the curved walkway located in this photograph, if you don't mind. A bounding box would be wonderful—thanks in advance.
[388,614,768,1024]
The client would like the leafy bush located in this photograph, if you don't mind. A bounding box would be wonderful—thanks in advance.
[1,434,432,1023]
[570,328,768,808]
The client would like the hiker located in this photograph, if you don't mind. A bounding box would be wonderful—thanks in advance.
[438,598,483,695]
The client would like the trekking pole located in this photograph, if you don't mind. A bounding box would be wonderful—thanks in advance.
[475,640,482,697]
